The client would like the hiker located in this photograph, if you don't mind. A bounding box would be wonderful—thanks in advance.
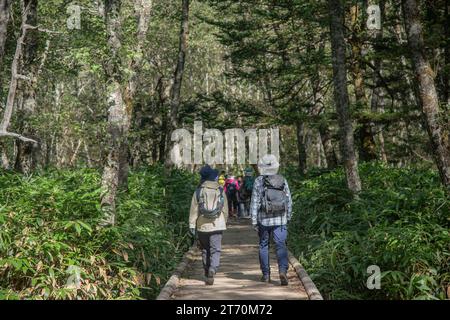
[189,165,228,285]
[236,176,245,218]
[250,154,292,286]
[224,175,239,218]
[218,171,226,187]
[239,167,255,218]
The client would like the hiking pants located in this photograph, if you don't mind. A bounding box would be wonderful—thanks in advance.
[227,194,238,212]
[238,202,246,217]
[197,231,223,275]
[258,225,288,276]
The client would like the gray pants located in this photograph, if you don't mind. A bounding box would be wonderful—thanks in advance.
[197,231,223,275]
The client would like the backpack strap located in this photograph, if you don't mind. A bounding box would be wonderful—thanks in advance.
[262,175,269,189]
[262,175,268,211]
[196,187,202,203]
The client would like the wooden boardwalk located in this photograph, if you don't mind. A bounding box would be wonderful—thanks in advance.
[163,220,314,300]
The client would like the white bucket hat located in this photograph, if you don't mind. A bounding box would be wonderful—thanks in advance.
[258,154,280,176]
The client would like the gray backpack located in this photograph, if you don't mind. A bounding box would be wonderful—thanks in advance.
[196,186,225,219]
[262,175,287,216]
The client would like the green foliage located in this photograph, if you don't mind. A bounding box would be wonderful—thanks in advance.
[0,166,197,299]
[287,162,450,300]
[116,166,198,299]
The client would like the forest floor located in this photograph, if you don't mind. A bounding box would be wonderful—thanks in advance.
[171,219,309,300]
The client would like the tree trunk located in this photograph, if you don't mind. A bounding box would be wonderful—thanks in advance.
[370,0,388,162]
[100,0,127,226]
[443,0,449,105]
[310,73,338,170]
[0,0,11,73]
[402,0,450,190]
[100,0,153,225]
[156,76,168,163]
[14,0,39,174]
[0,141,9,169]
[0,1,38,157]
[84,140,92,167]
[318,122,338,169]
[296,121,307,175]
[349,3,377,162]
[69,139,82,166]
[328,0,362,193]
[0,0,11,104]
[394,23,421,107]
[165,0,189,166]
[119,0,153,184]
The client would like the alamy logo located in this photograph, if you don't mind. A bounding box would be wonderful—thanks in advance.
[367,5,381,30]
[67,4,81,30]
[170,121,279,166]
[366,265,381,290]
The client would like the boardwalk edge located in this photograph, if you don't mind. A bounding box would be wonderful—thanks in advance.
[288,251,324,300]
[156,245,198,300]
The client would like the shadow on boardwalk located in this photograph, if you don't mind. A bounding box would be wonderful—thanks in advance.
[171,219,308,300]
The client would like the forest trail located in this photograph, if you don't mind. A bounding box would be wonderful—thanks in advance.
[170,220,309,300]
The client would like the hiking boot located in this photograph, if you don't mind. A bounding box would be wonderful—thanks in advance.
[206,270,215,285]
[279,273,288,286]
[260,275,270,283]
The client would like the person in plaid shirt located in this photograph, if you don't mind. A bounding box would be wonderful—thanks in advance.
[250,154,292,285]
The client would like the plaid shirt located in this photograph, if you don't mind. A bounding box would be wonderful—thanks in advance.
[250,175,292,227]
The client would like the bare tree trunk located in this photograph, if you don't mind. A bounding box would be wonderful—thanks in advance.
[165,0,189,166]
[328,0,362,193]
[402,0,450,190]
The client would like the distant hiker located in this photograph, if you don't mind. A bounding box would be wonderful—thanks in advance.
[218,171,226,187]
[250,155,292,286]
[189,165,228,285]
[224,175,239,218]
[236,176,245,218]
[239,167,255,218]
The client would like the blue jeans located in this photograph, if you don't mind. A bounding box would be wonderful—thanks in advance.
[258,225,288,276]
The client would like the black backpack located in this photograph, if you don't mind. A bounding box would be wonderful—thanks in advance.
[262,175,287,216]
[226,182,237,197]
[196,186,225,219]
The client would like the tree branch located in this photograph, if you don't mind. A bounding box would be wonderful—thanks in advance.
[23,24,61,34]
[0,131,38,144]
